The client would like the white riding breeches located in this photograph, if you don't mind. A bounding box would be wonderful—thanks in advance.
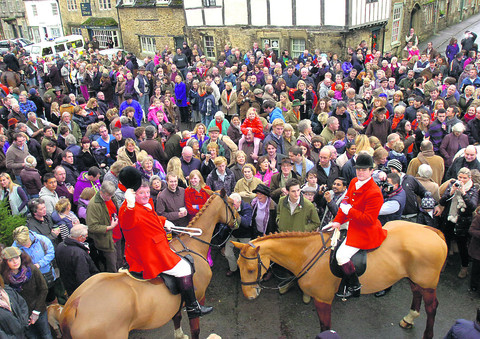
[336,237,360,266]
[162,258,192,277]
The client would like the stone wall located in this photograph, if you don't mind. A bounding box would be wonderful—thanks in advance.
[118,6,185,57]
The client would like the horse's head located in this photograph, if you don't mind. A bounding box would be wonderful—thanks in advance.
[232,241,269,300]
[215,189,241,229]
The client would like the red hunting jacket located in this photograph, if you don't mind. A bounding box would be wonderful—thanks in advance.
[333,177,387,249]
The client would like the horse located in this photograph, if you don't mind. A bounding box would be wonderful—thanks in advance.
[0,70,22,89]
[59,190,239,339]
[233,221,447,339]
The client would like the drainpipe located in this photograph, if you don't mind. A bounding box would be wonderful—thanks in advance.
[460,0,465,21]
[433,0,438,35]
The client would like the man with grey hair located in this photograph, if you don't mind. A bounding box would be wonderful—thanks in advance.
[441,122,469,167]
[56,224,99,295]
[415,164,440,203]
[263,84,276,102]
[181,146,201,177]
[320,116,339,144]
[446,145,480,180]
[385,133,400,152]
[224,193,253,276]
[406,140,445,185]
[86,181,119,272]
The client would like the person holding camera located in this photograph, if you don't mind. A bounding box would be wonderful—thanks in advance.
[378,172,406,226]
[435,167,478,279]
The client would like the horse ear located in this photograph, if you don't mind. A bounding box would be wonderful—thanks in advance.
[231,241,244,249]
[220,188,226,198]
[254,246,260,254]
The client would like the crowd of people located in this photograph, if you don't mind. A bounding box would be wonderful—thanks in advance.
[1,30,480,336]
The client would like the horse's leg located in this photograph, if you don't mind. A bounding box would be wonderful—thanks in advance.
[188,317,200,339]
[421,288,438,339]
[399,280,421,329]
[313,300,332,331]
[173,310,189,339]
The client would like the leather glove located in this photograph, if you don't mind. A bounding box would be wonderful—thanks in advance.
[164,220,175,232]
[340,203,352,215]
[125,188,136,209]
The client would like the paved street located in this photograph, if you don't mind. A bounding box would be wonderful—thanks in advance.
[129,248,479,339]
[419,12,480,55]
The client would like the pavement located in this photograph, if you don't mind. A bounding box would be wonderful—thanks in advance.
[418,12,480,54]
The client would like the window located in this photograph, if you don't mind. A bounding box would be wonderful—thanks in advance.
[366,0,378,2]
[51,3,59,16]
[140,36,156,54]
[91,29,120,48]
[123,0,133,4]
[156,0,169,4]
[67,0,78,11]
[202,0,216,6]
[204,35,215,58]
[290,38,305,58]
[31,4,38,16]
[67,39,83,49]
[71,27,82,35]
[31,27,40,42]
[391,3,403,44]
[51,28,61,38]
[425,3,434,25]
[262,38,279,58]
[99,0,112,10]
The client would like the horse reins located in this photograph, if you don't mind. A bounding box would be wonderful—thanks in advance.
[239,230,333,289]
[172,192,239,260]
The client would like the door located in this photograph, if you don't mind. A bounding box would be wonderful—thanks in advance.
[174,36,185,50]
[371,28,380,51]
[410,4,421,32]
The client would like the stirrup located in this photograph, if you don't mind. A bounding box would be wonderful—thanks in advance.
[335,285,361,299]
[185,301,213,319]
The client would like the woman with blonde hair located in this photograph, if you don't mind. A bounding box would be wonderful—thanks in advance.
[0,173,28,215]
[283,123,297,155]
[229,150,247,182]
[368,136,381,150]
[236,81,255,120]
[221,82,238,117]
[51,197,80,240]
[392,90,405,109]
[117,138,143,166]
[184,169,211,217]
[355,134,373,153]
[166,156,187,188]
[201,142,220,179]
[234,163,263,203]
[276,92,292,115]
[50,102,61,125]
[293,80,314,120]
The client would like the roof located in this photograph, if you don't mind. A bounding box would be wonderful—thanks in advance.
[81,17,118,28]
[117,0,183,8]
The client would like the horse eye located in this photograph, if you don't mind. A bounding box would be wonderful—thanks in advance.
[248,269,255,274]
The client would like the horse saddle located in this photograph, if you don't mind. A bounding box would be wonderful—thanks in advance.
[123,254,196,296]
[329,230,367,278]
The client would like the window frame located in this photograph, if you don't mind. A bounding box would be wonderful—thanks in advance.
[290,38,305,58]
[140,36,156,54]
[91,29,120,48]
[203,35,216,58]
[98,0,112,10]
[390,3,403,45]
[32,4,38,16]
[67,0,78,11]
[51,3,59,16]
[202,0,216,7]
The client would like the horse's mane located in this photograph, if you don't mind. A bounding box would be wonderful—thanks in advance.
[185,192,217,227]
[254,231,322,242]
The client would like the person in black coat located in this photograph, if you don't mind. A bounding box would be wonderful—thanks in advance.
[47,63,62,87]
[55,224,99,295]
[251,184,278,238]
[0,278,29,338]
[28,89,45,119]
[3,52,20,72]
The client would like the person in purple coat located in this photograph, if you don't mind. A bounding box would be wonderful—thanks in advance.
[446,37,460,64]
[174,75,188,123]
[119,94,144,126]
[444,308,480,338]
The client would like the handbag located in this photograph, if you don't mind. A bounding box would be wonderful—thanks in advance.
[42,269,55,288]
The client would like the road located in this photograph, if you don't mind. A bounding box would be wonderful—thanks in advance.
[129,248,479,339]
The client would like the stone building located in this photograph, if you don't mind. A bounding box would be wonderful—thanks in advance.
[24,0,64,42]
[183,0,391,60]
[0,0,29,40]
[117,0,184,57]
[386,0,480,56]
[57,0,122,48]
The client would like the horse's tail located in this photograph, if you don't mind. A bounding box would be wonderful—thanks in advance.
[423,225,446,243]
[60,297,81,339]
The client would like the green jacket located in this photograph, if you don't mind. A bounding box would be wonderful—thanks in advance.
[86,192,117,252]
[276,195,320,232]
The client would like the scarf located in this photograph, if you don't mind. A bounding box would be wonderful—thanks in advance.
[251,197,271,234]
[9,265,32,291]
[280,172,292,188]
[126,149,137,163]
[448,180,473,223]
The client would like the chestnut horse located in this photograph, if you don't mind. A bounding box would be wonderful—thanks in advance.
[0,70,22,89]
[233,221,447,339]
[59,190,239,339]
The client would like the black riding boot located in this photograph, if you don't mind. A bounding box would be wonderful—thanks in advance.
[336,261,361,299]
[177,275,213,319]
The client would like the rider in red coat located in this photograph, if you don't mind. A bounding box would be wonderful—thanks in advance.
[118,166,213,319]
[330,154,387,298]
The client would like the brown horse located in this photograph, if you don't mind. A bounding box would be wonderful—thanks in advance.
[59,190,239,339]
[0,70,22,89]
[233,221,447,339]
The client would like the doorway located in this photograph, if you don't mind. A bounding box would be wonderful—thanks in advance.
[410,3,421,33]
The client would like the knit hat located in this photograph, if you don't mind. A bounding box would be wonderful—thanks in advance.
[28,88,37,96]
[1,247,21,259]
[421,192,436,210]
[387,159,402,173]
[7,118,18,126]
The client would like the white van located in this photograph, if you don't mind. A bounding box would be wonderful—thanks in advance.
[28,35,85,60]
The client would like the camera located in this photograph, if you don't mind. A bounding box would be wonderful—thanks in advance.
[382,182,394,194]
[454,180,461,188]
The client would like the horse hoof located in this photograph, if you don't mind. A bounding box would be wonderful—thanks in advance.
[399,319,413,329]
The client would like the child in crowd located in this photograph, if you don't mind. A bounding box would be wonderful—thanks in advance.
[334,84,343,101]
[301,171,319,194]
[416,192,436,227]
[77,187,96,223]
[387,141,407,172]
[354,102,367,126]
[180,130,192,148]
[239,107,265,160]
[332,131,346,154]
[147,98,166,127]
[346,128,357,144]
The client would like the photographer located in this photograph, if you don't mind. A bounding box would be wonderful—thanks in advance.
[316,177,348,228]
[435,167,478,279]
[378,173,406,225]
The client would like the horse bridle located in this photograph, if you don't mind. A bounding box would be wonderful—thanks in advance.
[239,230,333,289]
[174,192,240,261]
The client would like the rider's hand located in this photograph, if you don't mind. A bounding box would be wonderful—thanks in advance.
[125,188,136,208]
[164,220,174,232]
[340,203,352,215]
[322,222,340,231]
